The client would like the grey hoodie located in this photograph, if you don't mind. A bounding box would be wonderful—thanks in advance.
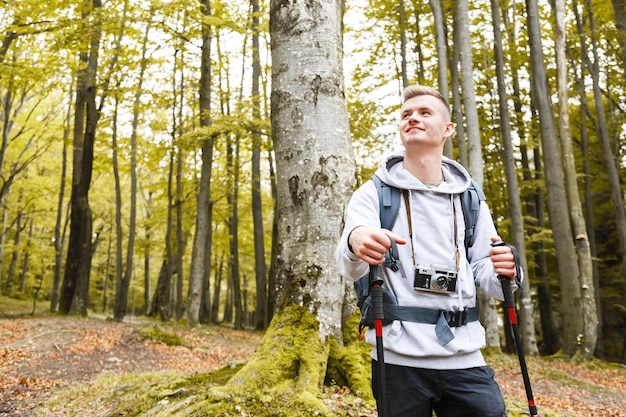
[335,151,516,370]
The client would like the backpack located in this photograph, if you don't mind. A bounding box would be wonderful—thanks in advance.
[354,174,486,333]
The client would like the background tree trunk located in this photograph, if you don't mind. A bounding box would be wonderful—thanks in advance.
[250,0,268,331]
[60,0,103,316]
[490,0,538,356]
[525,0,583,356]
[187,0,214,326]
[428,0,452,158]
[554,0,597,358]
[455,0,500,348]
[611,0,626,73]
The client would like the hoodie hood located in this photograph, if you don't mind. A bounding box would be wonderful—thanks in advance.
[374,151,472,194]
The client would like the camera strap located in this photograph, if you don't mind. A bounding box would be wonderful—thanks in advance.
[403,190,460,271]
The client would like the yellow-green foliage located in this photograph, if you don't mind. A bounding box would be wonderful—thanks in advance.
[137,325,189,347]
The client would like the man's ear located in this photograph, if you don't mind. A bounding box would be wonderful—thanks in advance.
[443,122,456,138]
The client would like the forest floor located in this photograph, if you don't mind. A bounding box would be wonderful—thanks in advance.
[1,298,625,417]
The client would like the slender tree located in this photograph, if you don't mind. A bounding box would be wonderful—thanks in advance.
[525,0,584,356]
[611,0,626,75]
[250,0,268,330]
[490,0,538,355]
[428,0,452,157]
[454,0,500,348]
[187,0,214,326]
[60,0,103,316]
[554,0,597,358]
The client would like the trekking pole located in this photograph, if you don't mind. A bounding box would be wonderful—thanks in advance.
[369,264,389,417]
[492,241,538,417]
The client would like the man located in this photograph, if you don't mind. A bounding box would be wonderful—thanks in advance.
[335,85,519,417]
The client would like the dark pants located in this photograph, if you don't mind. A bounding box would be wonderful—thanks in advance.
[371,360,507,417]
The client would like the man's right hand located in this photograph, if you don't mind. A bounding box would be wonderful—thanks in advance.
[348,226,406,265]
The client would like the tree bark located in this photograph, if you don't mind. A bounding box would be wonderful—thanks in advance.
[227,133,243,329]
[525,0,583,356]
[428,0,452,158]
[250,0,268,330]
[454,0,500,348]
[60,0,102,316]
[611,0,626,75]
[554,0,597,358]
[490,0,538,356]
[187,0,214,326]
[143,0,362,412]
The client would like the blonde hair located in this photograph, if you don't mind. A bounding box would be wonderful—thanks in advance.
[402,85,451,118]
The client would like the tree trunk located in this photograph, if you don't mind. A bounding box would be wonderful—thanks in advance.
[211,251,223,323]
[6,203,23,295]
[573,55,603,358]
[124,0,361,412]
[250,0,268,331]
[399,0,408,88]
[455,0,500,348]
[50,95,71,312]
[143,191,153,316]
[428,0,452,158]
[228,133,244,329]
[60,0,102,316]
[113,20,148,321]
[111,96,124,318]
[577,0,626,274]
[149,154,175,321]
[490,0,538,356]
[554,0,597,358]
[611,0,626,74]
[525,0,583,356]
[186,0,214,326]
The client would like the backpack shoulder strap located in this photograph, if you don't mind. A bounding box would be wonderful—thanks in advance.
[461,179,486,249]
[371,175,405,277]
[372,174,401,231]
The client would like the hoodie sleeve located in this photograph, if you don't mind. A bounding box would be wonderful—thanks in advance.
[467,201,523,300]
[334,180,380,281]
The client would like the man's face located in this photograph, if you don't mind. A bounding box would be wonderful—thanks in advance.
[399,94,455,149]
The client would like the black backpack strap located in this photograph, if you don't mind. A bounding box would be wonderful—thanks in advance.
[461,179,486,249]
[372,175,401,232]
[372,175,406,279]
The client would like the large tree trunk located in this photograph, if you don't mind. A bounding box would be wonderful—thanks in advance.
[121,0,361,413]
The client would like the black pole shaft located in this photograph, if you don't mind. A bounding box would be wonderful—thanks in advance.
[370,265,388,417]
[500,275,538,417]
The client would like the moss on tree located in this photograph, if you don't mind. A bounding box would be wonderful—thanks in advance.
[104,305,375,416]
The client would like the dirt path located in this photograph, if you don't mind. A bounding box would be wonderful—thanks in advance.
[0,316,262,416]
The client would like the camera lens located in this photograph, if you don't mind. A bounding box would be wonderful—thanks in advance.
[434,275,448,289]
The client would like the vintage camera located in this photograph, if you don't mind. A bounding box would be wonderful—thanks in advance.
[414,264,458,293]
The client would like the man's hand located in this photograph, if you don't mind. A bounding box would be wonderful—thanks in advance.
[489,237,517,279]
[348,226,406,265]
